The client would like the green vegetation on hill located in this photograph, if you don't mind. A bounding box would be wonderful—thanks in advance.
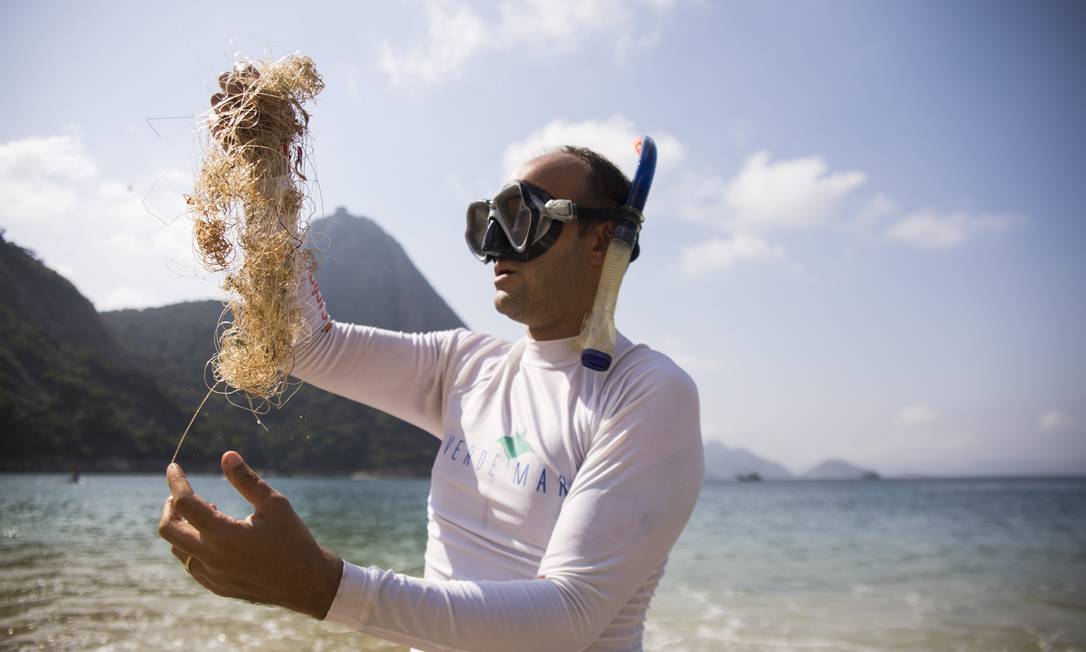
[101,300,441,475]
[1,233,184,470]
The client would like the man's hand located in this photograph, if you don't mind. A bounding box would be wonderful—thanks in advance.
[208,64,294,154]
[208,64,262,146]
[157,451,343,620]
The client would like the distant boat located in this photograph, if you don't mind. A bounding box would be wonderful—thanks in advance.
[737,472,763,482]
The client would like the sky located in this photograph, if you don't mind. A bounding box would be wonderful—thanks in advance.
[2,0,1084,476]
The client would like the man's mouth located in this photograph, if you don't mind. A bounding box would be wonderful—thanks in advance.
[494,262,517,278]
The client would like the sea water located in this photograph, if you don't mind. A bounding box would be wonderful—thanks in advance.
[1,475,1083,651]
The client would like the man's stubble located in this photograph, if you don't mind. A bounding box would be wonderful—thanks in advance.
[492,230,594,335]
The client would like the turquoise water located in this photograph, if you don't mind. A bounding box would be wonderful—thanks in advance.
[1,475,1084,651]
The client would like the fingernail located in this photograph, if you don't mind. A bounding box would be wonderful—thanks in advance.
[223,451,243,470]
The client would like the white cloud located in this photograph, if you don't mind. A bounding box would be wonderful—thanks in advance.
[854,193,897,229]
[0,135,96,222]
[897,404,937,426]
[1040,410,1073,432]
[0,134,195,311]
[721,151,866,231]
[106,232,144,254]
[670,151,866,234]
[668,168,729,223]
[377,0,487,89]
[502,115,685,181]
[502,115,1021,280]
[379,0,677,90]
[664,150,864,277]
[679,234,784,279]
[666,150,1022,277]
[0,134,96,180]
[503,124,866,277]
[102,285,158,309]
[497,0,671,54]
[885,210,1022,250]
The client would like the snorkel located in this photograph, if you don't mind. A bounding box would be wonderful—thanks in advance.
[578,136,656,371]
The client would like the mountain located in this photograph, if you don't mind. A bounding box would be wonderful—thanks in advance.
[98,210,466,474]
[703,440,794,481]
[0,232,186,470]
[1,211,466,474]
[0,230,116,355]
[308,208,464,331]
[805,459,879,480]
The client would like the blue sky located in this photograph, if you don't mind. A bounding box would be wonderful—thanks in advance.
[2,0,1083,475]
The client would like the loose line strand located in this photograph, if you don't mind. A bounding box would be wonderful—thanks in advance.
[170,386,216,465]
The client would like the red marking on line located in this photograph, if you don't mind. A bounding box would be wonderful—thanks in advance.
[322,322,332,332]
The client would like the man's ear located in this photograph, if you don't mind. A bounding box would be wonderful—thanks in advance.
[589,220,616,266]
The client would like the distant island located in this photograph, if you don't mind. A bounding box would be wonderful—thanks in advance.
[703,442,882,481]
[703,441,794,481]
[804,459,881,480]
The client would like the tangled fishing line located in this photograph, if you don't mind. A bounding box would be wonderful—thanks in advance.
[172,55,325,463]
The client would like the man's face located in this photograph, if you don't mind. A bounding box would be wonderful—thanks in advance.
[491,153,601,338]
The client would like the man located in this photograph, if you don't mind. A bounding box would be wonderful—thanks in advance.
[159,87,703,649]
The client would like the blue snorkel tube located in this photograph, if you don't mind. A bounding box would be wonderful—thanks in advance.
[579,136,657,371]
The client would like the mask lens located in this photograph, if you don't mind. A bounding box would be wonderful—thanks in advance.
[465,201,491,256]
[498,190,534,250]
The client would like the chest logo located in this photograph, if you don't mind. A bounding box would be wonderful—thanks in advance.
[497,431,534,459]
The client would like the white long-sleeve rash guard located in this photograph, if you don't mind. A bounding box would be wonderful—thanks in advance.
[292,271,704,652]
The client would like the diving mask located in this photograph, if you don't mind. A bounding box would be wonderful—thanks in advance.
[465,181,640,263]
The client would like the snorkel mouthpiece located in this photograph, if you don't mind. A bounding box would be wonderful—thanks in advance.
[578,136,656,371]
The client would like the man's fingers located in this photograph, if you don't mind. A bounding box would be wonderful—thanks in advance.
[170,545,195,566]
[170,546,211,579]
[222,451,279,510]
[158,494,179,532]
[158,497,210,556]
[165,464,227,533]
[170,547,232,597]
[235,63,260,79]
[175,494,228,532]
[218,67,259,95]
[160,519,207,557]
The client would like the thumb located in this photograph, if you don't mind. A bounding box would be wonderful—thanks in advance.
[222,451,277,509]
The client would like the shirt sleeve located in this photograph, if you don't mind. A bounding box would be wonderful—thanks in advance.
[289,268,463,438]
[324,361,705,652]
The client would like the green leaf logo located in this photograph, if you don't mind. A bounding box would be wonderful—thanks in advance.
[498,431,534,459]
